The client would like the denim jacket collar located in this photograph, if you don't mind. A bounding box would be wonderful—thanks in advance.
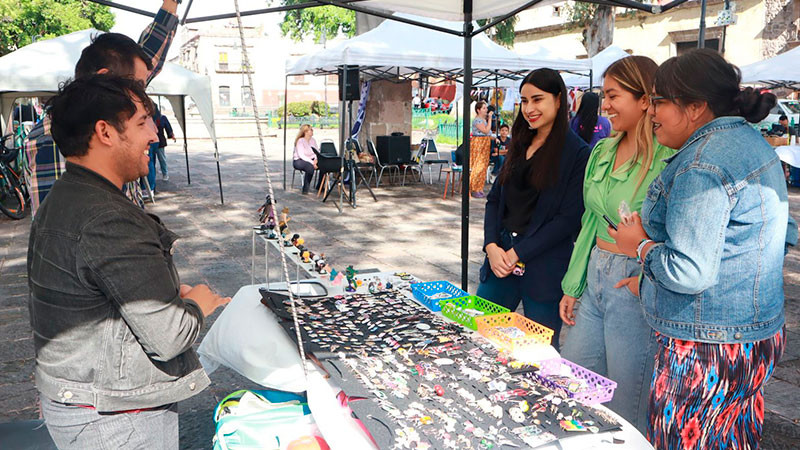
[663,116,748,164]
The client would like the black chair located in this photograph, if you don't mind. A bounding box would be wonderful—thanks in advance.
[312,147,344,198]
[420,138,449,184]
[367,138,400,187]
[348,138,378,187]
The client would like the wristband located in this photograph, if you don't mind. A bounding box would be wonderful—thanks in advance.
[636,239,652,263]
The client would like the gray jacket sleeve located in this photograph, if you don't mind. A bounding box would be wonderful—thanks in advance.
[77,208,203,362]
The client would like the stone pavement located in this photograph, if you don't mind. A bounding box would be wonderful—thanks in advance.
[1,129,798,448]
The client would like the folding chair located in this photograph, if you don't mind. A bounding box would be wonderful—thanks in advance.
[420,138,449,184]
[442,150,463,200]
[367,138,400,187]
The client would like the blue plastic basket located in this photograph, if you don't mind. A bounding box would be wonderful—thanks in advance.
[410,281,468,312]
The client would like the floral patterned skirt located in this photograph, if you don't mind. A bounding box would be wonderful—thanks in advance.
[648,327,785,449]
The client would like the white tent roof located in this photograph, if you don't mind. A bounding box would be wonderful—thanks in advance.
[562,45,631,88]
[286,13,591,76]
[0,28,216,143]
[740,46,800,88]
[360,0,562,21]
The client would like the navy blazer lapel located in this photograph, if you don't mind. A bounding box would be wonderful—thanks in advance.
[522,136,579,237]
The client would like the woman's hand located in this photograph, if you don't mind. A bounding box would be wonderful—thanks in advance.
[607,212,649,258]
[614,276,640,297]
[486,243,513,278]
[505,247,519,266]
[559,294,578,326]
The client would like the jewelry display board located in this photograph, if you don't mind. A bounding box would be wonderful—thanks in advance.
[261,289,621,449]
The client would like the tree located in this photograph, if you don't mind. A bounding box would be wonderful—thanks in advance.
[280,0,355,43]
[568,3,615,57]
[477,16,518,48]
[0,0,115,56]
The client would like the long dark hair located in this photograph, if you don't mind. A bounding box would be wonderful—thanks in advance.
[654,48,775,123]
[499,68,568,190]
[574,92,600,144]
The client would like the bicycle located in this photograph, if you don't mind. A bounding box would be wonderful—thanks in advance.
[0,134,29,219]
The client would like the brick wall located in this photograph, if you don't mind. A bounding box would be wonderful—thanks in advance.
[362,79,412,147]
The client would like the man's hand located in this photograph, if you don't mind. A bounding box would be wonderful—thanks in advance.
[607,212,649,258]
[182,284,230,317]
[486,243,513,278]
[559,294,578,326]
[172,137,177,143]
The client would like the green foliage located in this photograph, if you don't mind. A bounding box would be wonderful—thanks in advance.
[566,2,598,28]
[280,0,355,43]
[278,101,331,117]
[0,0,115,56]
[476,16,518,48]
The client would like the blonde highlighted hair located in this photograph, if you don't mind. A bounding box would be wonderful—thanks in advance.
[294,124,312,147]
[603,55,659,193]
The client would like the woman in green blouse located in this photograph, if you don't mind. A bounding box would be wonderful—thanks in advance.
[558,56,675,433]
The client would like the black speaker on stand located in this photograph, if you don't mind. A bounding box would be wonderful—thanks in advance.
[338,67,360,101]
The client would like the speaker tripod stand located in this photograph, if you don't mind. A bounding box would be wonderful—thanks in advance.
[322,156,377,210]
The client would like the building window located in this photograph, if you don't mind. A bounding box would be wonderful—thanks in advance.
[676,39,720,56]
[219,86,230,106]
[242,86,253,107]
[552,6,561,16]
[218,52,228,71]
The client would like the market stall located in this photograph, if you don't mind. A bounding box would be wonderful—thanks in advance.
[0,28,224,203]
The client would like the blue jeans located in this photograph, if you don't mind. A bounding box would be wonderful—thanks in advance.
[476,229,563,350]
[490,154,505,175]
[154,146,168,176]
[141,143,158,192]
[560,246,656,434]
[41,396,178,449]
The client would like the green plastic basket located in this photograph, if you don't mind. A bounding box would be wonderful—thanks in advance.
[438,295,510,330]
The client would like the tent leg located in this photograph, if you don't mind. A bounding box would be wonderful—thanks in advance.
[461,1,473,292]
[215,142,224,204]
[283,75,288,190]
[181,96,190,185]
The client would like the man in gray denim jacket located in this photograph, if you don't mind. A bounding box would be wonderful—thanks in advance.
[27,75,229,449]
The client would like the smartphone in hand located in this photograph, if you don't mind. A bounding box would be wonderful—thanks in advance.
[603,214,618,231]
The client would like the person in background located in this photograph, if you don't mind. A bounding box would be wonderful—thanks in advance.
[470,100,493,198]
[570,92,611,148]
[293,124,318,195]
[558,56,674,433]
[30,74,230,450]
[775,114,789,135]
[23,0,179,217]
[489,123,510,181]
[154,106,176,181]
[478,69,590,350]
[610,49,789,449]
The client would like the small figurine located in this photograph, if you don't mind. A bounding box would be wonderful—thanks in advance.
[377,280,384,292]
[385,281,393,289]
[315,254,328,274]
[332,272,344,286]
[344,265,357,292]
[279,206,291,238]
[301,250,311,263]
[368,282,377,294]
[329,268,338,281]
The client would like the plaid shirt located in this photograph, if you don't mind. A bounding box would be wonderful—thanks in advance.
[24,8,178,217]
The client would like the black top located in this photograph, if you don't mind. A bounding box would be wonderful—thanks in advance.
[501,155,539,234]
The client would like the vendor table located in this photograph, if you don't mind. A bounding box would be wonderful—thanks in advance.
[199,273,653,449]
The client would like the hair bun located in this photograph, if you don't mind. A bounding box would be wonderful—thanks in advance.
[734,87,776,123]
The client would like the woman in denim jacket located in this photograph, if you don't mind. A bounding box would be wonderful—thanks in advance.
[611,49,789,449]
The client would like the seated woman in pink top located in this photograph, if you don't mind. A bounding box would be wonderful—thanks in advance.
[293,124,318,194]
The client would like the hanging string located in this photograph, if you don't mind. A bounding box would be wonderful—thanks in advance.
[232,0,308,376]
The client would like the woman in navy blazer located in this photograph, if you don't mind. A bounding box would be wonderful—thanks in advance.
[477,68,590,349]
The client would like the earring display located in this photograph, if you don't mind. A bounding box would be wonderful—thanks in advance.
[262,289,621,448]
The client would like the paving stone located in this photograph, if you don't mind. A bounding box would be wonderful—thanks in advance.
[765,379,800,421]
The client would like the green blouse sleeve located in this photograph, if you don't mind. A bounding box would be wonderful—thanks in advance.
[560,140,609,298]
[561,209,599,298]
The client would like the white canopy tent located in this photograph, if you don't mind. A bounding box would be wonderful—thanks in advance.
[0,28,224,203]
[286,13,591,76]
[740,45,800,89]
[561,45,631,88]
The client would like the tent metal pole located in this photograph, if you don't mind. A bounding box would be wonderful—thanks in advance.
[215,141,224,204]
[339,65,346,213]
[589,69,593,90]
[461,0,473,292]
[283,75,288,190]
[181,96,190,185]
